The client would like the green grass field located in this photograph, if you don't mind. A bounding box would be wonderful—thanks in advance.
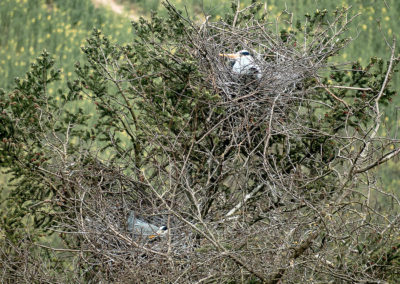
[0,0,133,91]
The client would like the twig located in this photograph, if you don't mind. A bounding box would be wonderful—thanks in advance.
[36,243,91,253]
[360,38,396,157]
[225,183,264,217]
[232,0,240,27]
[266,231,319,284]
[354,147,400,174]
[316,85,372,91]
[320,84,349,109]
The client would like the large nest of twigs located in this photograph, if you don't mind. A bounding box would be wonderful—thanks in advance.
[194,20,321,122]
[61,158,194,261]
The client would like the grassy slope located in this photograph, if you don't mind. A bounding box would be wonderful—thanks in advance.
[0,0,133,91]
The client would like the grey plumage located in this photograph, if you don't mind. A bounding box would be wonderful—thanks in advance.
[127,211,168,239]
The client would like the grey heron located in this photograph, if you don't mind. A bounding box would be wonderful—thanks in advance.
[219,50,262,79]
[127,211,168,240]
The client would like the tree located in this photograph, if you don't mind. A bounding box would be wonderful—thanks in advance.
[1,1,399,282]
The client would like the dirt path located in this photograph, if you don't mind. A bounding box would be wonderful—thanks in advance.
[91,0,140,21]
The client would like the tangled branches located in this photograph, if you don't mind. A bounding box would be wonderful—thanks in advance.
[1,2,400,283]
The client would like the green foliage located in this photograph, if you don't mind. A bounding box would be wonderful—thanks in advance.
[0,51,62,240]
[0,49,85,281]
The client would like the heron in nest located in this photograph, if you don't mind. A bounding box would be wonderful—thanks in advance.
[220,50,262,79]
[127,211,168,240]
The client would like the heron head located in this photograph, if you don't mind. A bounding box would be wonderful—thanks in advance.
[238,50,251,56]
[148,225,168,239]
[219,50,252,60]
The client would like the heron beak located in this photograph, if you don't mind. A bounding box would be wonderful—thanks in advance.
[219,53,239,59]
[148,235,157,239]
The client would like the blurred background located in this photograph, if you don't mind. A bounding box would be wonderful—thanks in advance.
[0,0,399,204]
